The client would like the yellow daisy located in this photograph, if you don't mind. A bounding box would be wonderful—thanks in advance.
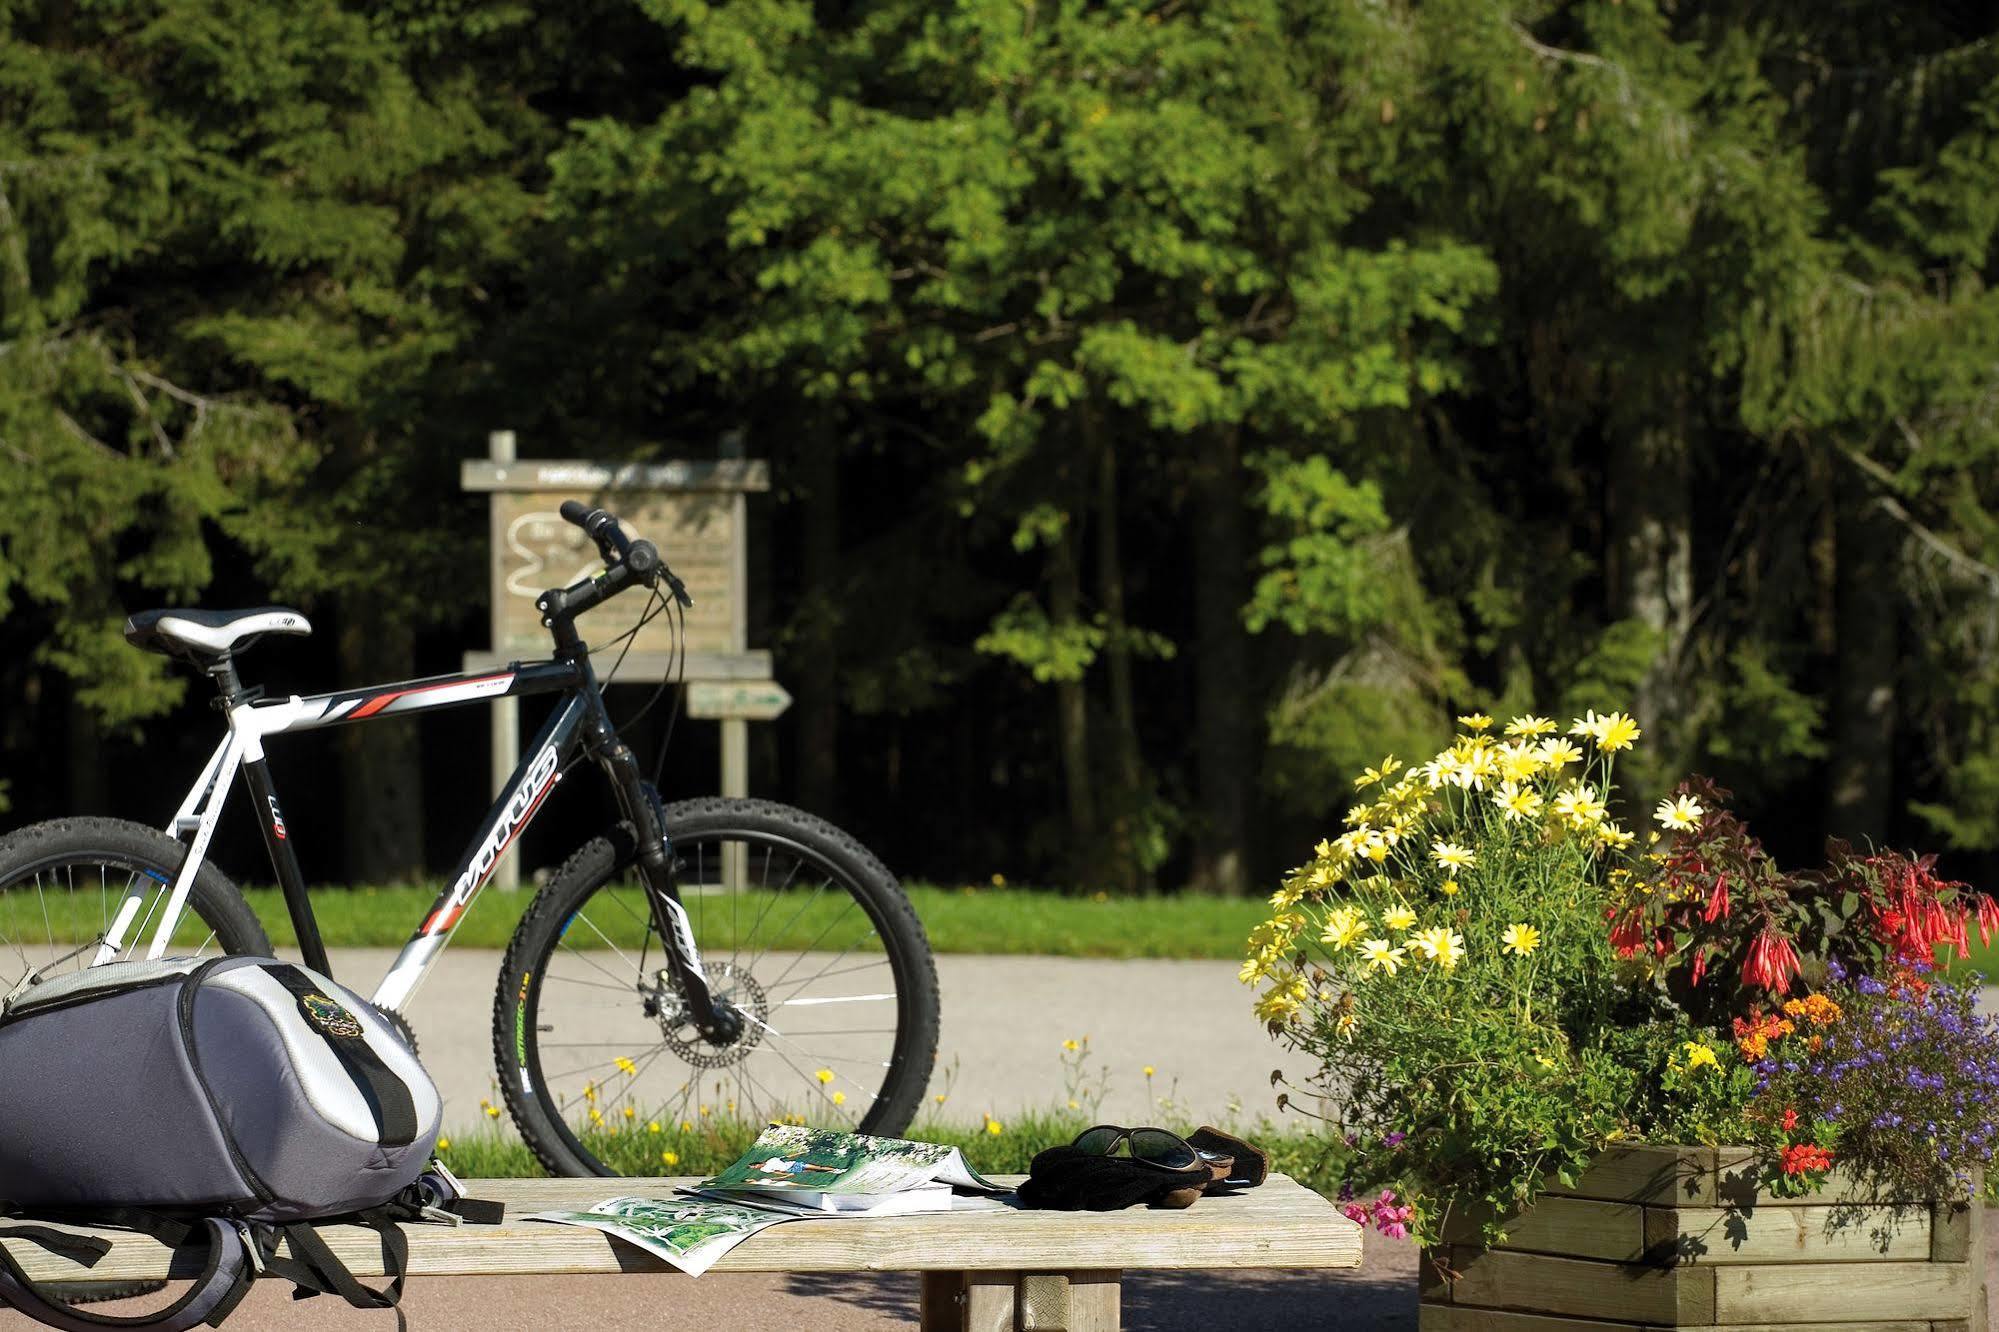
[1457,713,1494,732]
[1359,939,1407,974]
[1596,712,1641,752]
[1501,923,1541,956]
[1495,781,1543,821]
[1320,908,1366,951]
[1409,926,1466,970]
[1537,738,1584,768]
[1505,715,1556,738]
[1429,841,1474,870]
[1382,905,1418,932]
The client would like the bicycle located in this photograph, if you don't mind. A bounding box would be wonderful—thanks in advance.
[0,501,939,1177]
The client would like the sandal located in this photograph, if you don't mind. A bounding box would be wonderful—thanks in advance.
[1187,1126,1268,1189]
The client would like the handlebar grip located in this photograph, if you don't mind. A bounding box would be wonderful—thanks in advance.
[559,500,631,559]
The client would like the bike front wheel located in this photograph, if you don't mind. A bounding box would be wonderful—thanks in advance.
[494,797,940,1176]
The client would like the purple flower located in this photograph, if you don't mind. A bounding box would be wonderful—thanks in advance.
[1383,1132,1407,1148]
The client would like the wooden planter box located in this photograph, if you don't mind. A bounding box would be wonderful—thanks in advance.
[1421,1145,1988,1332]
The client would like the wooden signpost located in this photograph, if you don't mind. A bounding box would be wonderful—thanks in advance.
[462,431,784,888]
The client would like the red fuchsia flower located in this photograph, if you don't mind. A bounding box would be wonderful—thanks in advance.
[1781,1107,1798,1133]
[1979,894,1999,948]
[1608,913,1647,959]
[1780,1143,1832,1176]
[1702,872,1730,923]
[1743,928,1801,994]
[1690,948,1708,987]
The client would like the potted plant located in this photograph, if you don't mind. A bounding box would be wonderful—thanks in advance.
[1246,712,1999,1328]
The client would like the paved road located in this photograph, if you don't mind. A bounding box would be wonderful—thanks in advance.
[316,948,1320,1134]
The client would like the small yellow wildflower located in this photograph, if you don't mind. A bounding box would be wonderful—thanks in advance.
[1501,923,1542,956]
[1683,1043,1718,1073]
[589,1108,604,1125]
[815,1068,835,1085]
[1068,1099,1080,1110]
[1336,1010,1359,1040]
[1062,1038,1080,1052]
[831,1091,847,1106]
[1457,713,1494,731]
[1382,905,1417,932]
[614,1057,638,1077]
[437,1136,451,1151]
[1654,794,1705,831]
[1440,878,1460,896]
[1505,715,1556,737]
[680,1119,693,1132]
[1143,1065,1155,1078]
[1359,939,1407,975]
[624,1106,636,1120]
[1429,841,1474,871]
[648,1121,661,1134]
[985,1117,1004,1136]
[663,1150,680,1167]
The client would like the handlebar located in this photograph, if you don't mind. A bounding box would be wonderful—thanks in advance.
[535,501,687,628]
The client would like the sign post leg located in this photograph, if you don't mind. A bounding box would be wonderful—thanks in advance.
[721,716,747,892]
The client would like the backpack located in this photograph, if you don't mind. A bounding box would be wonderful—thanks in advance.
[0,956,481,1331]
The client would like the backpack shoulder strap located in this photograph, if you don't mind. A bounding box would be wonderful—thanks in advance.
[0,1215,253,1332]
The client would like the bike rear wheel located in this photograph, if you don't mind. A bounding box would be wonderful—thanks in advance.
[0,817,271,990]
[495,797,939,1177]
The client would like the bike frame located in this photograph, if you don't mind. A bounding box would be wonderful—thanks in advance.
[112,651,717,1023]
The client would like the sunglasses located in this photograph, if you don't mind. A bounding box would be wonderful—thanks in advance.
[1070,1125,1205,1173]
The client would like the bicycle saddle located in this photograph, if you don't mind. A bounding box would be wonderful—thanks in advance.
[123,606,312,659]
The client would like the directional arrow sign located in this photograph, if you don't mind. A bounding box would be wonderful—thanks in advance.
[685,680,793,721]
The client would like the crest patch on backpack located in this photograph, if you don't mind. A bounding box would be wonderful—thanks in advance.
[300,993,363,1039]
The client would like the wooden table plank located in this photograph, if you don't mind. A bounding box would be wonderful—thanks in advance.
[0,1174,1362,1284]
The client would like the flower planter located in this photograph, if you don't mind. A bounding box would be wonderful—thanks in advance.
[1420,1145,1988,1332]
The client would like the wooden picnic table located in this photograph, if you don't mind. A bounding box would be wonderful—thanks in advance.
[1,1174,1361,1332]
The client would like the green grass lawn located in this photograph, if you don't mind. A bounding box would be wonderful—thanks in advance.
[238,882,1272,958]
[237,882,1999,978]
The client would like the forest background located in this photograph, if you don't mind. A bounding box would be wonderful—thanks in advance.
[4,0,1999,900]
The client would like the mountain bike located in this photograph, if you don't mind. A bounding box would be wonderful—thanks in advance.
[0,501,938,1177]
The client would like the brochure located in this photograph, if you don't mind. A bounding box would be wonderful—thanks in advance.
[692,1124,1005,1214]
[522,1195,789,1277]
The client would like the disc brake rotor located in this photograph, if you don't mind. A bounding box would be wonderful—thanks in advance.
[653,960,769,1070]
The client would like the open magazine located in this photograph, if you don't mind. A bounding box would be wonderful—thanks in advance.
[690,1123,1006,1215]
[520,1196,790,1277]
[524,1126,1010,1274]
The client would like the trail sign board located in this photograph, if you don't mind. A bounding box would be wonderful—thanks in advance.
[461,458,767,661]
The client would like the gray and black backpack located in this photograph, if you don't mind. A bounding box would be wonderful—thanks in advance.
[0,955,485,1331]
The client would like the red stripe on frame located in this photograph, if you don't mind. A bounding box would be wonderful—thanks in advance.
[349,673,512,721]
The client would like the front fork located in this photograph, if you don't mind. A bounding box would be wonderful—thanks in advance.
[610,754,740,1044]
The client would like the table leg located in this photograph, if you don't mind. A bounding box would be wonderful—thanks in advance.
[918,1270,1121,1332]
